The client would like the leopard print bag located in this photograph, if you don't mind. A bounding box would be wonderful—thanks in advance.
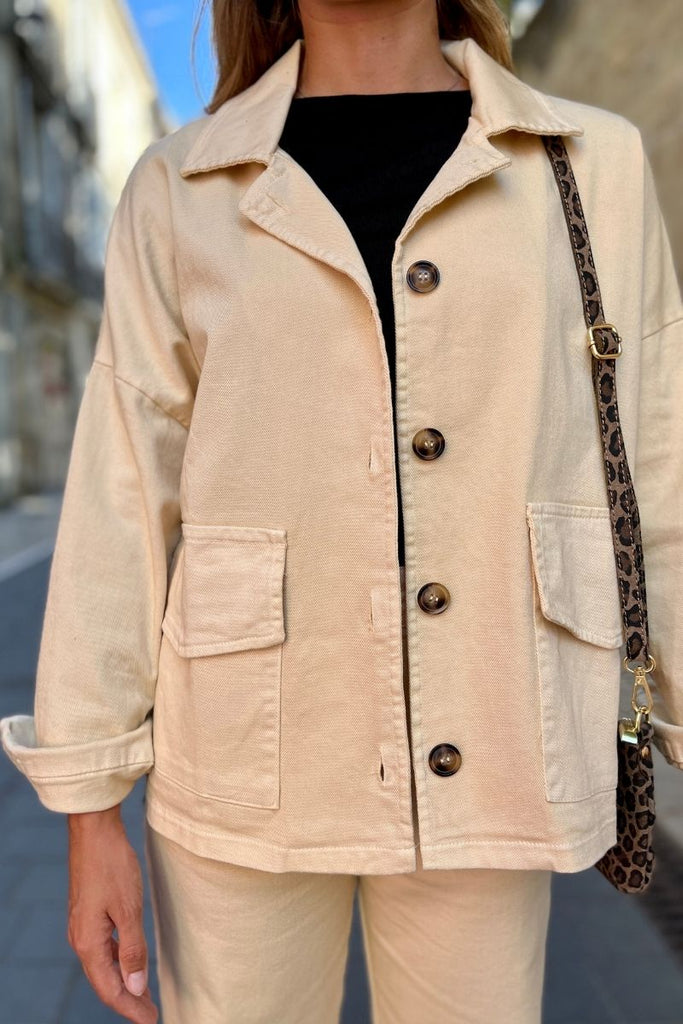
[540,135,657,895]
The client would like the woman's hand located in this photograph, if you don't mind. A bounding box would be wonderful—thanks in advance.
[67,805,158,1024]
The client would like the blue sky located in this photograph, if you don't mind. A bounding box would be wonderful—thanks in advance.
[127,0,216,126]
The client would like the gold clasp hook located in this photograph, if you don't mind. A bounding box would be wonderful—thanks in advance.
[619,655,656,743]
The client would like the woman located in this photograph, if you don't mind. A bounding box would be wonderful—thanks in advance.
[2,0,682,1022]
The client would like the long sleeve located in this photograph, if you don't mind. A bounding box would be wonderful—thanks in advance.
[0,140,199,812]
[632,137,683,769]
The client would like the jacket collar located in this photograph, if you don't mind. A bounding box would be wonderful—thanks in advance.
[179,35,583,177]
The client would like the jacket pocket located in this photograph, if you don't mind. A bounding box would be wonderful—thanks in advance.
[158,522,287,808]
[526,502,624,803]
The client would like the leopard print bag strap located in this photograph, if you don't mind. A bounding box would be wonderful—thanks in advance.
[540,134,657,895]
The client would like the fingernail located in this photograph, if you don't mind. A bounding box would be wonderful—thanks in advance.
[127,970,146,996]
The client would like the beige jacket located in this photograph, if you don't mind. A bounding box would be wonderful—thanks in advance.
[2,35,682,875]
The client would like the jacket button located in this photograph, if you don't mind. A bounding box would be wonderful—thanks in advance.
[428,743,462,776]
[412,428,445,460]
[417,582,450,614]
[406,260,440,293]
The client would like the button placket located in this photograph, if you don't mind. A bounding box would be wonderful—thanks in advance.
[404,258,462,781]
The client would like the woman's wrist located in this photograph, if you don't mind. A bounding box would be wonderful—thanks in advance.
[67,804,123,831]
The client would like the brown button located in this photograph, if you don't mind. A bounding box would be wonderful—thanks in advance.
[428,743,462,776]
[412,428,445,460]
[416,582,450,614]
[406,260,440,293]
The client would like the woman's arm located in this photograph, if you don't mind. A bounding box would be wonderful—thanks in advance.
[0,138,198,810]
[0,138,196,1022]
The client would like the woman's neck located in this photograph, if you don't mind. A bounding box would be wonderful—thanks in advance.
[294,0,469,97]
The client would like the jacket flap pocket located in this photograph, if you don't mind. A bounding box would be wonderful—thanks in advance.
[526,502,623,649]
[161,523,287,657]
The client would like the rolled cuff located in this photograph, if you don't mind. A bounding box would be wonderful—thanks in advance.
[0,714,154,812]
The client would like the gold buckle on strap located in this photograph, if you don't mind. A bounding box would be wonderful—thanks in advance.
[588,322,622,359]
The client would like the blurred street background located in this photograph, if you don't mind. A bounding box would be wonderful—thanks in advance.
[0,1,682,1021]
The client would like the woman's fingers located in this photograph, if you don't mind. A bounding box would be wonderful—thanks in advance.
[76,928,158,1024]
[115,903,150,996]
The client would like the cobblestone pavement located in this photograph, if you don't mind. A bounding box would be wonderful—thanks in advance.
[1,493,682,1023]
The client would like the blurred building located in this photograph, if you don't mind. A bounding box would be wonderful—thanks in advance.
[511,0,682,285]
[0,0,173,504]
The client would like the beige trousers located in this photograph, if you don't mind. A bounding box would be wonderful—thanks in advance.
[143,566,553,1024]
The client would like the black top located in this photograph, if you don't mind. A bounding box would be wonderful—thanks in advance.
[278,89,473,566]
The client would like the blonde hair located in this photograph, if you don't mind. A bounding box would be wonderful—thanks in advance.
[193,1,513,114]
